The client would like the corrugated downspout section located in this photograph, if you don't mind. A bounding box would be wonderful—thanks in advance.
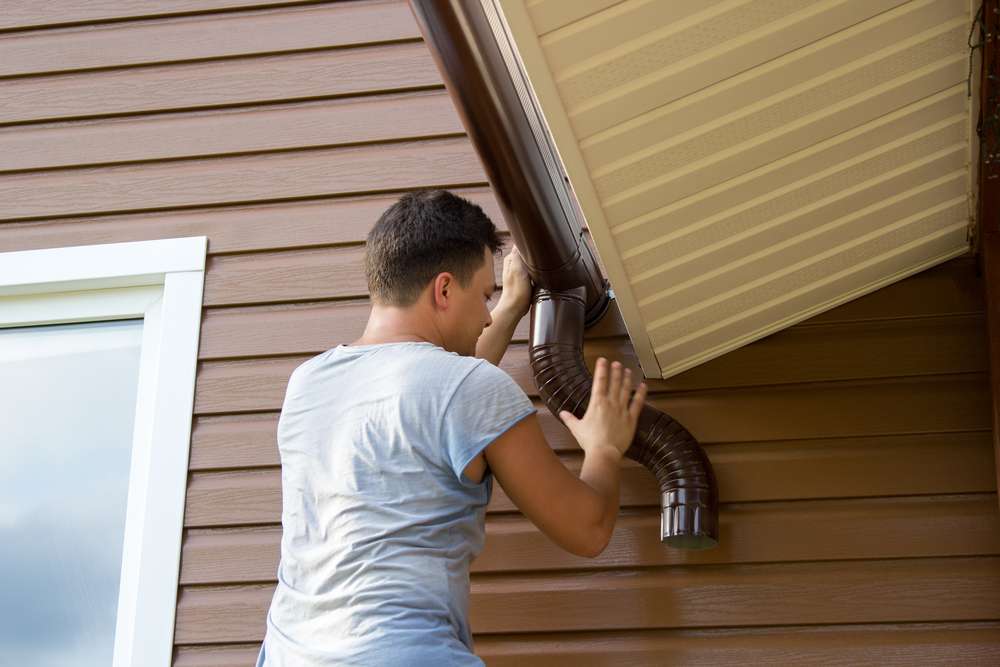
[531,287,718,548]
[410,0,718,548]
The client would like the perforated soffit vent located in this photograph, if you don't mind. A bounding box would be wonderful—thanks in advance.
[496,0,977,379]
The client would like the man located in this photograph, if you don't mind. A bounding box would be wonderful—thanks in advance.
[257,190,646,666]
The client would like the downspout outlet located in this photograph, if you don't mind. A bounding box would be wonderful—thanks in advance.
[529,287,719,549]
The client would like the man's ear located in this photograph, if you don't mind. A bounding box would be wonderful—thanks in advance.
[432,272,453,309]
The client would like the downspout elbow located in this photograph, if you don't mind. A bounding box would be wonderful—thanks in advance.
[529,287,720,549]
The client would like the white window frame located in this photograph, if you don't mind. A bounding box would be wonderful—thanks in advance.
[0,237,207,667]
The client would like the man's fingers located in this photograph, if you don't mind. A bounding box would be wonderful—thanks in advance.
[592,357,608,396]
[629,382,648,420]
[620,368,632,406]
[609,361,623,401]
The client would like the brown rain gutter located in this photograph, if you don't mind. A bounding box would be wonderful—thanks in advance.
[409,0,719,549]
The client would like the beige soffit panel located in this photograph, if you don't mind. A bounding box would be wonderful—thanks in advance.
[497,0,978,379]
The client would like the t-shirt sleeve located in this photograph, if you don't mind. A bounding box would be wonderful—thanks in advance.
[440,359,537,483]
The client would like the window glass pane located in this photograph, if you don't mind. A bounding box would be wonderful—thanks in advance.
[0,319,143,667]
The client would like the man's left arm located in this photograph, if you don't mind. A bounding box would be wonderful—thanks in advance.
[476,245,531,366]
[476,299,526,366]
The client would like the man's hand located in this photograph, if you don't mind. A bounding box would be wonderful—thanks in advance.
[497,245,532,318]
[559,358,647,460]
[475,245,530,365]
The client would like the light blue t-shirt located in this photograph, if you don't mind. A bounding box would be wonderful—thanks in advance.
[257,341,536,666]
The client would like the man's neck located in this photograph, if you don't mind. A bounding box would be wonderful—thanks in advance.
[352,304,443,347]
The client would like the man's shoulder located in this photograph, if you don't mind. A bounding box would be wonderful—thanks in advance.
[450,358,525,405]
[406,345,487,376]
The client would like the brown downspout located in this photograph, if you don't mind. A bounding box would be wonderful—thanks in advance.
[410,0,719,548]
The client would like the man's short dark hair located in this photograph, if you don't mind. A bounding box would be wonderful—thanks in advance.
[364,190,503,307]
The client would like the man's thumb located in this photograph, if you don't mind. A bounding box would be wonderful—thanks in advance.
[559,410,578,425]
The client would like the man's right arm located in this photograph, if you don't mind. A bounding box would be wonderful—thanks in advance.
[484,359,646,558]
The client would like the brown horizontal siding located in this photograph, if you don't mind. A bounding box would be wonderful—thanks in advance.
[0,187,502,255]
[0,1,319,32]
[174,622,1000,666]
[174,556,1000,642]
[0,90,462,172]
[1,40,438,126]
[183,431,996,527]
[180,493,1000,583]
[0,137,483,221]
[468,623,1000,666]
[0,1,418,77]
[2,3,995,664]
